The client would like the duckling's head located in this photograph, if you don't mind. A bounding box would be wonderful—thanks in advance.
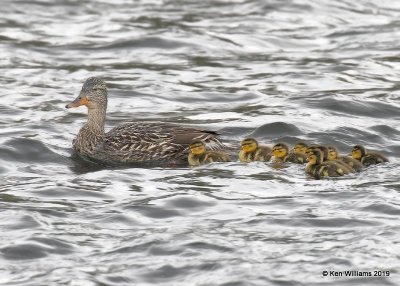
[241,138,258,153]
[66,77,108,110]
[189,141,206,155]
[272,142,289,158]
[352,145,366,160]
[306,145,328,161]
[293,142,308,154]
[327,145,338,160]
[307,149,323,165]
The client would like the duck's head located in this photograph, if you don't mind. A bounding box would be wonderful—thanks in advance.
[327,145,338,160]
[293,142,308,154]
[307,149,323,165]
[272,142,289,158]
[351,145,366,160]
[66,77,107,110]
[241,138,258,153]
[189,141,206,155]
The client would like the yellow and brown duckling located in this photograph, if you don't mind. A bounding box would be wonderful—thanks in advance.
[351,145,389,166]
[306,149,346,179]
[272,142,307,164]
[292,142,308,155]
[327,145,363,172]
[239,138,271,163]
[188,141,230,166]
[306,145,330,160]
[306,145,352,174]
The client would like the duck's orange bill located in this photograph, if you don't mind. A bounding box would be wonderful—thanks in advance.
[65,97,89,108]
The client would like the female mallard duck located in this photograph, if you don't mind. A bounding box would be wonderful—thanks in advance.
[327,145,363,172]
[65,77,226,165]
[239,138,271,163]
[188,141,230,166]
[351,145,388,166]
[272,142,307,163]
[306,149,346,179]
[291,142,308,154]
[306,145,352,173]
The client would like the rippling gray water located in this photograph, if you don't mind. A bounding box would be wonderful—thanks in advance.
[1,0,400,285]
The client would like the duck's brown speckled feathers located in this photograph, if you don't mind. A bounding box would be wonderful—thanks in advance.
[101,122,224,164]
[66,77,225,165]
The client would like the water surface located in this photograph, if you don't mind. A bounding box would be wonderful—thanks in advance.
[1,0,400,285]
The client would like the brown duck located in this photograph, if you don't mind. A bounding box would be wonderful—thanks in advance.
[65,77,225,165]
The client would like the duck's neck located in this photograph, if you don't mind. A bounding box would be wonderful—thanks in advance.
[85,107,106,135]
[74,107,107,156]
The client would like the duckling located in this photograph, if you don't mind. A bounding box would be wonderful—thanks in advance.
[188,141,230,166]
[239,138,271,163]
[305,149,324,178]
[306,149,346,179]
[327,145,363,172]
[291,142,308,154]
[272,142,307,164]
[306,145,329,157]
[306,145,352,174]
[351,145,388,166]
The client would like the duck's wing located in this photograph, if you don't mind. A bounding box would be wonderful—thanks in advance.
[102,133,184,163]
[109,122,223,146]
[102,122,224,162]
